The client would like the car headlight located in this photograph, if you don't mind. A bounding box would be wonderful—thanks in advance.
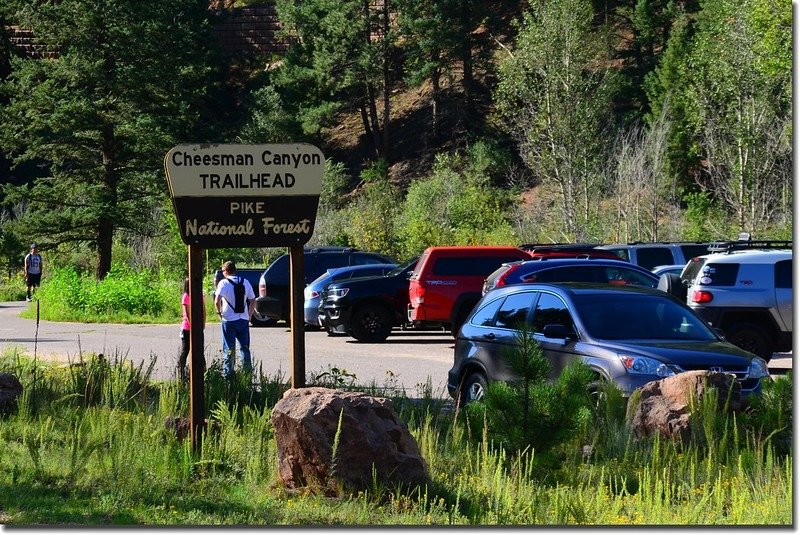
[747,357,769,379]
[619,354,676,378]
[329,288,349,300]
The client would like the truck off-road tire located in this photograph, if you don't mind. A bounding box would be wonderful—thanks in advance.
[458,372,487,408]
[725,323,772,361]
[350,304,393,343]
[657,273,687,302]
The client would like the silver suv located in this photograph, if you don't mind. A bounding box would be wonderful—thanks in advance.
[673,240,792,361]
[598,241,713,270]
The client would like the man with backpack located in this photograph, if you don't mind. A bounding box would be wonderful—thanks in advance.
[214,260,257,380]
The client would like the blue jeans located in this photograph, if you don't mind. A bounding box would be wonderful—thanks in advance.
[221,319,252,379]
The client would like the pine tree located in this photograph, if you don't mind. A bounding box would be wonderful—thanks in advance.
[0,0,220,278]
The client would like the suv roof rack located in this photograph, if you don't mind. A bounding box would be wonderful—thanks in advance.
[304,246,355,253]
[707,235,793,254]
[519,243,601,252]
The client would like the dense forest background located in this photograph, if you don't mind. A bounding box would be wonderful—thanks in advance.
[0,0,791,279]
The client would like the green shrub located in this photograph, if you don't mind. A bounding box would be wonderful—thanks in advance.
[25,265,180,323]
[0,278,27,301]
[465,327,593,455]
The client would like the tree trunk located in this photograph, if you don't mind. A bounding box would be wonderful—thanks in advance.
[97,122,118,280]
[367,83,381,157]
[360,101,373,142]
[460,0,473,118]
[431,65,441,140]
[382,0,390,160]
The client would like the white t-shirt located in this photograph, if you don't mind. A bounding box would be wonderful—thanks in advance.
[25,253,42,274]
[215,276,255,322]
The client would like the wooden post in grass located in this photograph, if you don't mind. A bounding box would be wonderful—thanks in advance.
[188,244,206,453]
[290,245,305,388]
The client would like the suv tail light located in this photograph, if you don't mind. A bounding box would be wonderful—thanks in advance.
[692,290,714,304]
[259,283,267,297]
[494,266,518,289]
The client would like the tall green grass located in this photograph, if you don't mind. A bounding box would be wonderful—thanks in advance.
[0,350,791,525]
[18,265,216,324]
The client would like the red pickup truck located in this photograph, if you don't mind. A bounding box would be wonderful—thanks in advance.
[407,246,532,334]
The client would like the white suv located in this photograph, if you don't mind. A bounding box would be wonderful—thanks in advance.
[675,241,792,361]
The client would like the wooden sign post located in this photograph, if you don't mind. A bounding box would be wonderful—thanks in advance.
[188,244,205,451]
[164,144,324,453]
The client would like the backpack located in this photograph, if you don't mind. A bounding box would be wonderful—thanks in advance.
[225,276,248,313]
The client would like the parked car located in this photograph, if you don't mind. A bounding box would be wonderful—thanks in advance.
[407,246,533,334]
[318,257,423,342]
[255,246,396,323]
[651,264,685,278]
[448,282,769,406]
[303,263,397,327]
[212,268,273,327]
[597,242,714,270]
[482,258,659,295]
[663,238,793,361]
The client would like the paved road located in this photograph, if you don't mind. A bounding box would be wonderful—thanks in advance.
[0,300,790,398]
[0,300,456,397]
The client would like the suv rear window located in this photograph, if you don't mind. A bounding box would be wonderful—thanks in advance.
[604,248,628,261]
[695,263,740,286]
[636,247,675,270]
[432,256,522,276]
[531,266,602,283]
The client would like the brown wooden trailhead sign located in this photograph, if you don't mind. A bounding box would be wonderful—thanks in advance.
[165,143,325,247]
[164,143,325,451]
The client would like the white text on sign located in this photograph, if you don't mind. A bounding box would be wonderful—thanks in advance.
[185,217,312,237]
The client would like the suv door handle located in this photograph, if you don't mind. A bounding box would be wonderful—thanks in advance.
[482,333,496,340]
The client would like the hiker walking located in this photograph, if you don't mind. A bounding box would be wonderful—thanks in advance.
[214,260,256,380]
[24,243,43,302]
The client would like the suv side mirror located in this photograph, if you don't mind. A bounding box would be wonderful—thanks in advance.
[542,324,575,340]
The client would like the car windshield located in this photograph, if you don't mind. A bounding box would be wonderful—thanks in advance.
[573,293,718,341]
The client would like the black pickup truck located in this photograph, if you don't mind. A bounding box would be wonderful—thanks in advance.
[317,257,428,342]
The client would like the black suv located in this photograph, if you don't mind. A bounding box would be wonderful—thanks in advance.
[255,246,396,323]
[318,257,424,342]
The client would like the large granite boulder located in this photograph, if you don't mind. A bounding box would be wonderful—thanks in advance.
[0,372,23,415]
[271,387,430,495]
[627,370,742,442]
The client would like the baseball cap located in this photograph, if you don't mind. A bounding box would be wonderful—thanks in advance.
[30,243,37,248]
